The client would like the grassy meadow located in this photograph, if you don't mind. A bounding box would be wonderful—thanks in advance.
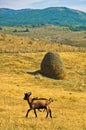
[0,51,86,130]
[0,27,86,130]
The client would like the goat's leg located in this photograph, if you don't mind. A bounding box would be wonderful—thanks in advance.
[49,108,52,118]
[46,110,49,118]
[34,109,37,118]
[25,108,31,118]
[46,106,52,118]
[46,108,49,118]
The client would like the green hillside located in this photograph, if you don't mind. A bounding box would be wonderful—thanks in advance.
[0,7,86,26]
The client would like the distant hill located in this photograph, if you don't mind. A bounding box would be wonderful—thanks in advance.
[0,7,86,26]
[0,25,86,48]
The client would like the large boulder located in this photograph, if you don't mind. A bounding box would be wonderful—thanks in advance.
[40,52,66,79]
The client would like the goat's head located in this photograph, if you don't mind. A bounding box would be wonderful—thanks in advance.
[24,92,32,100]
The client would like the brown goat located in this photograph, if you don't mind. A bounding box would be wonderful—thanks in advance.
[24,92,53,118]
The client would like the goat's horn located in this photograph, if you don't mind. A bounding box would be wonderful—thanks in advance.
[28,92,32,95]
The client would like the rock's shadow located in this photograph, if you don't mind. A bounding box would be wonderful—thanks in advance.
[27,70,41,75]
[27,70,62,80]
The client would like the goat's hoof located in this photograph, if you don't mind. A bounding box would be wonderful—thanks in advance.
[25,115,28,118]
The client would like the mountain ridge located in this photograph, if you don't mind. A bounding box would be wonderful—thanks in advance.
[0,7,86,26]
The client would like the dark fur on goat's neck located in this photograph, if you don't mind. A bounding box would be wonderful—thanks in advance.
[27,96,32,108]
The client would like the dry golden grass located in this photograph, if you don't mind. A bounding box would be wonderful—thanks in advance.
[0,33,86,53]
[0,52,86,130]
